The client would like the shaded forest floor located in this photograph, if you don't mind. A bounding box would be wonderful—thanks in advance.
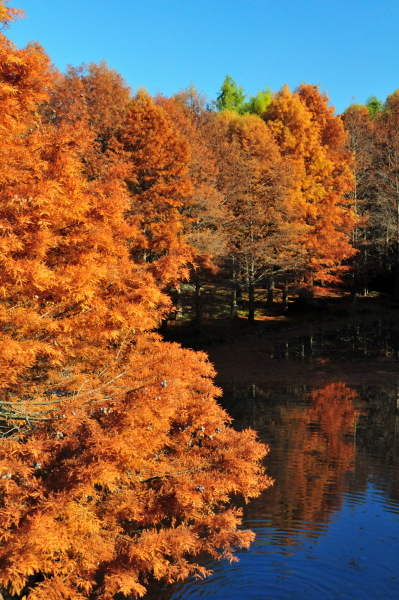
[162,286,399,388]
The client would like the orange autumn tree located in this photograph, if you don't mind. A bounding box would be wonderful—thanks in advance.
[0,7,271,600]
[121,90,195,287]
[212,110,306,321]
[156,89,227,264]
[369,91,399,299]
[156,89,229,327]
[341,104,375,294]
[264,84,357,284]
[50,60,131,179]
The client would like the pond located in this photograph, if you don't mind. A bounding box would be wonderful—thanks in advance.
[271,320,399,361]
[148,379,399,599]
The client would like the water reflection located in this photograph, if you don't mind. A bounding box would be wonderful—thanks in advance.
[271,320,399,361]
[228,383,359,544]
[146,382,399,600]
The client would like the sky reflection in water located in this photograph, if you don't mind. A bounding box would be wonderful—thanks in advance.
[149,382,399,600]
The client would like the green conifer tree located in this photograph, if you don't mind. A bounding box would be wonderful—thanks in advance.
[366,95,383,119]
[216,74,247,112]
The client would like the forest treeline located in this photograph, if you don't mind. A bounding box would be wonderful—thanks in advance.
[159,75,399,323]
[37,61,399,328]
[0,0,399,598]
[213,75,399,313]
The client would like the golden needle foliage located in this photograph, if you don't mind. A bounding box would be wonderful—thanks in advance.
[0,5,271,599]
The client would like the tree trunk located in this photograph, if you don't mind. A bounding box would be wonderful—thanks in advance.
[267,277,274,305]
[363,240,369,295]
[248,262,255,324]
[194,273,202,334]
[395,178,399,301]
[282,280,288,312]
[350,270,357,305]
[394,258,399,302]
[230,259,238,318]
[175,287,183,321]
[305,272,314,287]
[195,274,201,321]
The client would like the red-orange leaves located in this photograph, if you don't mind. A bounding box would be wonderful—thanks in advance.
[0,0,24,29]
[121,90,194,286]
[0,341,271,600]
[211,110,305,321]
[265,84,357,283]
[50,60,131,179]
[0,34,167,416]
[0,14,271,600]
[157,91,228,268]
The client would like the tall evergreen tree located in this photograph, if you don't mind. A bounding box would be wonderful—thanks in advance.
[365,95,383,119]
[216,74,247,113]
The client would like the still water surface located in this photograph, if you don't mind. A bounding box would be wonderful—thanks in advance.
[152,382,399,599]
[271,319,399,361]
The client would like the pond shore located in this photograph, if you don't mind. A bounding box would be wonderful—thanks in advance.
[163,294,399,388]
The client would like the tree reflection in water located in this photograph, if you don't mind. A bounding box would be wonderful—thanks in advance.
[146,381,399,599]
[227,383,359,543]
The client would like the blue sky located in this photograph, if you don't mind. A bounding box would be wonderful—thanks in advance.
[7,0,399,114]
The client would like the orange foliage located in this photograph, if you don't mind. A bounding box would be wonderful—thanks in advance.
[211,110,306,320]
[341,104,374,203]
[0,343,270,599]
[0,0,23,28]
[265,84,357,282]
[0,10,271,599]
[50,61,131,179]
[121,90,195,286]
[156,89,228,270]
[0,37,163,405]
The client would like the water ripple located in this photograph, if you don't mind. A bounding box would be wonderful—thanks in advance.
[147,383,399,600]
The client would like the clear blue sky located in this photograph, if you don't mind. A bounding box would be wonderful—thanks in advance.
[7,0,399,114]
